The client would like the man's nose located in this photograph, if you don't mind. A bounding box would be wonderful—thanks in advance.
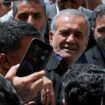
[27,15,34,25]
[66,34,75,43]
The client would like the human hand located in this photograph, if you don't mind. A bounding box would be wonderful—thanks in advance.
[41,76,55,105]
[5,64,46,104]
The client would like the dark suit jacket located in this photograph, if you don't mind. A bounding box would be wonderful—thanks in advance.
[85,45,105,67]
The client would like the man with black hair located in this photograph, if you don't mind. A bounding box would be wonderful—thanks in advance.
[86,4,105,67]
[62,64,105,105]
[0,19,55,105]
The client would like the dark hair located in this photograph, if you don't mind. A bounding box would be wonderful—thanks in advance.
[2,0,11,6]
[57,0,79,3]
[13,0,46,18]
[62,64,105,105]
[0,19,40,53]
[92,4,105,28]
[0,74,23,105]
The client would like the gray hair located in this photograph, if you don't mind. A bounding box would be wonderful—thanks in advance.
[13,0,46,37]
[13,0,46,17]
[50,9,90,37]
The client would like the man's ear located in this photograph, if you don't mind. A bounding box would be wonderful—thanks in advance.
[0,53,11,70]
[49,31,54,45]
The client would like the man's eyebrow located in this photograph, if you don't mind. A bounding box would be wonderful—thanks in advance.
[97,26,105,31]
[97,26,105,29]
[59,28,70,32]
[17,11,42,15]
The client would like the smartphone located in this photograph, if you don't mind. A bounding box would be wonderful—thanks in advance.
[16,38,53,77]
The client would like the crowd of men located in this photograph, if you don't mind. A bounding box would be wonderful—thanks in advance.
[0,0,105,105]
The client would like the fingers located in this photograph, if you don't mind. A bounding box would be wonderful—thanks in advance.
[24,101,35,105]
[41,88,51,105]
[45,89,51,105]
[41,76,55,105]
[5,64,20,80]
[41,88,46,104]
[50,89,56,105]
[23,70,46,82]
[30,78,43,94]
[5,66,46,104]
[41,88,55,105]
[43,76,54,92]
[23,78,43,103]
[5,65,55,105]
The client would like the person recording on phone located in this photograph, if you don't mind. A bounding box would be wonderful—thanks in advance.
[0,19,55,105]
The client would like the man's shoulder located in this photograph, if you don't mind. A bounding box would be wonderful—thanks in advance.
[79,6,92,18]
[0,10,13,22]
[86,45,99,56]
[46,4,57,19]
[85,45,105,65]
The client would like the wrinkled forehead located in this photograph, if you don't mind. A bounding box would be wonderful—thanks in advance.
[56,14,89,35]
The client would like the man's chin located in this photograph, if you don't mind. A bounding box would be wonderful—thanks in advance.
[61,54,72,59]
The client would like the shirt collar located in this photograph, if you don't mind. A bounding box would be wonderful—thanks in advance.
[56,3,60,14]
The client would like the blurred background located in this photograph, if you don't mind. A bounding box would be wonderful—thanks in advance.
[102,0,105,4]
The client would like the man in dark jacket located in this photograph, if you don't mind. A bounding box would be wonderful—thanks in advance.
[86,4,105,67]
[46,9,90,76]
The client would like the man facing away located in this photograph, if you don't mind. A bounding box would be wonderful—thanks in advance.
[0,20,55,105]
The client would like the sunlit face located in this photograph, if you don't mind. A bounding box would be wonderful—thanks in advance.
[94,15,105,50]
[49,15,88,65]
[15,2,46,37]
